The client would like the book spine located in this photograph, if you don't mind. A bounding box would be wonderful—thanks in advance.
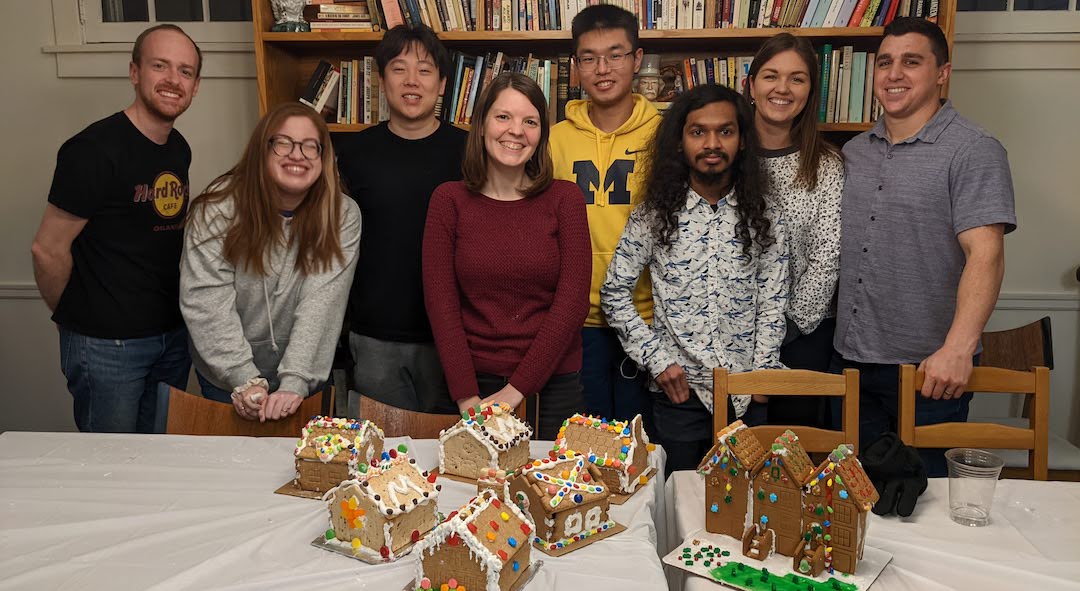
[817,44,831,122]
[859,0,881,26]
[825,48,839,123]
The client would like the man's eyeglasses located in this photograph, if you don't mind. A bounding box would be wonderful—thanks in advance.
[575,51,635,72]
[269,135,322,160]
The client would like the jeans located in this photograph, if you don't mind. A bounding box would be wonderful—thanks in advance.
[196,371,232,404]
[580,327,654,435]
[652,390,738,475]
[59,326,191,433]
[349,332,456,414]
[477,372,586,441]
[769,317,836,428]
[829,352,975,477]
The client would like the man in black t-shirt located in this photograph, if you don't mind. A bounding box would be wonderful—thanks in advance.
[336,25,466,414]
[31,24,202,433]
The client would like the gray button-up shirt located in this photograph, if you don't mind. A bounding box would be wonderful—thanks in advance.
[834,100,1017,364]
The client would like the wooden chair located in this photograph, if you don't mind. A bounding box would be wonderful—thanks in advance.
[153,384,333,436]
[712,368,860,454]
[357,393,533,439]
[898,365,1050,481]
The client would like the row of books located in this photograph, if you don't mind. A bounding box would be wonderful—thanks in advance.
[304,1,380,31]
[438,52,566,124]
[321,0,940,33]
[819,44,882,124]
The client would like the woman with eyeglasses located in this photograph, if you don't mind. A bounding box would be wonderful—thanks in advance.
[180,102,360,422]
[422,72,592,440]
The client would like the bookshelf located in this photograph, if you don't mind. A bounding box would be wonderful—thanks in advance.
[251,0,957,134]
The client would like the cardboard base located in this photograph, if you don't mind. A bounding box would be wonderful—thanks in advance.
[403,561,543,591]
[662,529,892,591]
[607,466,656,505]
[275,479,328,500]
[532,521,627,557]
[311,533,418,564]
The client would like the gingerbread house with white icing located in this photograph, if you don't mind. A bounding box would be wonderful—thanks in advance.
[747,430,816,559]
[322,444,440,562]
[439,402,531,481]
[698,420,767,540]
[477,467,516,501]
[294,416,384,493]
[413,489,534,591]
[798,444,879,576]
[553,413,654,495]
[509,450,615,553]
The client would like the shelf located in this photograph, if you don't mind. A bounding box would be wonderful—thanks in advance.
[328,121,874,134]
[262,26,887,45]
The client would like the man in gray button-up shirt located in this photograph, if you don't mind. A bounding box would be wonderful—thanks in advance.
[832,18,1017,475]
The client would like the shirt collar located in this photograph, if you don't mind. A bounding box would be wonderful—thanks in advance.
[685,186,738,211]
[870,99,957,145]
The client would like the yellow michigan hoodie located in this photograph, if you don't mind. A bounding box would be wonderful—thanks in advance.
[550,94,660,327]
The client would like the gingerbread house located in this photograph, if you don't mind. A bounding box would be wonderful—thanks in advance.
[294,416,384,493]
[797,444,879,576]
[322,445,440,562]
[553,413,655,494]
[439,402,531,480]
[698,421,767,540]
[747,430,815,559]
[414,489,534,591]
[510,450,614,553]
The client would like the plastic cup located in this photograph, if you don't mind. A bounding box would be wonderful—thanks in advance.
[945,448,1004,527]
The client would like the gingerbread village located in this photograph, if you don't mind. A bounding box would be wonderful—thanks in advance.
[697,420,879,577]
[291,404,658,590]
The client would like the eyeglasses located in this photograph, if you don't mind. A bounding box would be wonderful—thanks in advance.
[269,135,322,160]
[575,51,635,72]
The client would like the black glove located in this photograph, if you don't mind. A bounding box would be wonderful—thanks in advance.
[860,432,927,517]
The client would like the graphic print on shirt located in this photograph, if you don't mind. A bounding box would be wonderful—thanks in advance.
[133,171,188,220]
[571,159,635,205]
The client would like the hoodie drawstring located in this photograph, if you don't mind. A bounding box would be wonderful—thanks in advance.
[262,278,279,353]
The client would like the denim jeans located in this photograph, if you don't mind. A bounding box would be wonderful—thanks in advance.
[59,326,191,433]
[829,352,975,477]
[196,371,232,404]
[580,327,654,436]
[477,372,586,441]
[652,391,738,476]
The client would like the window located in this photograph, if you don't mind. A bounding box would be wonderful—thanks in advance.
[956,0,1080,33]
[86,0,252,43]
[959,0,1075,11]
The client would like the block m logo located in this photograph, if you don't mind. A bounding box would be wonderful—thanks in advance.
[572,159,635,205]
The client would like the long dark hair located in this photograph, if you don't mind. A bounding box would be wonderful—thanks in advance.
[461,72,554,197]
[640,84,772,257]
[745,33,839,190]
[189,102,344,276]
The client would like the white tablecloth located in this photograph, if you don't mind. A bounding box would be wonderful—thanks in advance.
[0,432,668,591]
[665,470,1080,591]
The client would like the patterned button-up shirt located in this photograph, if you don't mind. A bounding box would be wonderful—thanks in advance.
[601,187,789,417]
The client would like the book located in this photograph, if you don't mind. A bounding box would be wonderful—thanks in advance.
[848,51,865,123]
[862,52,875,123]
[837,45,853,123]
[833,0,858,26]
[825,47,839,123]
[300,60,333,106]
[817,43,831,122]
[314,68,341,117]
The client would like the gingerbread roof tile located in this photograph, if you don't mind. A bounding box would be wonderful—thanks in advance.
[765,429,815,484]
[325,446,439,519]
[807,444,880,512]
[440,402,532,452]
[698,420,767,476]
[294,416,383,464]
[518,452,608,515]
[553,413,651,474]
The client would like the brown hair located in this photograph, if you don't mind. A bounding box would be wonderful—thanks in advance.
[132,24,202,78]
[745,33,840,191]
[189,102,345,276]
[462,72,554,198]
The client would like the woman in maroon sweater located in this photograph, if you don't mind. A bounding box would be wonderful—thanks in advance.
[422,72,591,440]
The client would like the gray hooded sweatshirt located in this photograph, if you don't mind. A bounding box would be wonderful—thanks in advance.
[180,193,361,396]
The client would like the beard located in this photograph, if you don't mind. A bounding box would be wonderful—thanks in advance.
[138,84,190,123]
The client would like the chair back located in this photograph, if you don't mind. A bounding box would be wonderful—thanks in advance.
[356,395,533,439]
[154,384,332,436]
[898,365,1050,480]
[712,368,860,454]
[357,394,461,439]
[980,316,1053,419]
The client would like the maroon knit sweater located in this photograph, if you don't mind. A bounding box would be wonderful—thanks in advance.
[422,179,592,401]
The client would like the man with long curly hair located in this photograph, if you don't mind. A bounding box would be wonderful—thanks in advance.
[601,84,789,472]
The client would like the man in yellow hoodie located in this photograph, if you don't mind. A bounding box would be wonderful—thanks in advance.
[550,5,660,433]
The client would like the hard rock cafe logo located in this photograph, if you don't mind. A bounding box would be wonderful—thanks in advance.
[133,172,187,219]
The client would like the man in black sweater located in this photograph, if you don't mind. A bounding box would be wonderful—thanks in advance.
[336,25,466,413]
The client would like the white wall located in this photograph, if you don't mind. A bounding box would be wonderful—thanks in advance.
[1,5,1077,442]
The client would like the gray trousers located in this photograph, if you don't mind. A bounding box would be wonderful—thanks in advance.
[348,332,456,415]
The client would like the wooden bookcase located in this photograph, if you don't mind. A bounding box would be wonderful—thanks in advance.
[250,0,957,134]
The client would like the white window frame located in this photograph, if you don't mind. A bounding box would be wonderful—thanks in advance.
[957,0,1080,35]
[46,0,255,78]
[82,0,253,43]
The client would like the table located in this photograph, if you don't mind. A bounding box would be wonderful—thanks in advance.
[0,432,668,591]
[665,471,1080,591]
